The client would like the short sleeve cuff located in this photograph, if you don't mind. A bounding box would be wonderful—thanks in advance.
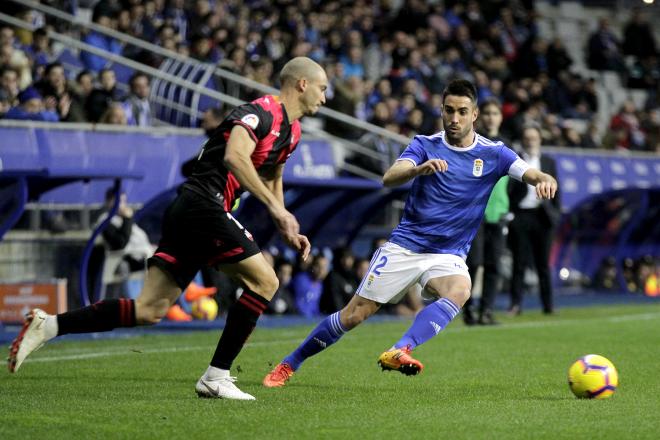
[508,158,530,182]
[232,120,258,143]
[397,157,418,167]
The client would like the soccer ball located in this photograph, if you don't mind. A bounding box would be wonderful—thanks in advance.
[568,354,618,399]
[191,297,218,321]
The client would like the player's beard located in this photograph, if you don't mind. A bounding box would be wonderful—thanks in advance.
[445,125,473,146]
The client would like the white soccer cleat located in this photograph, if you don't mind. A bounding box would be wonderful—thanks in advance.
[195,375,256,400]
[8,309,50,373]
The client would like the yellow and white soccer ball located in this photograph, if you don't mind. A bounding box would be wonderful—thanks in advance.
[568,354,618,399]
[191,297,218,321]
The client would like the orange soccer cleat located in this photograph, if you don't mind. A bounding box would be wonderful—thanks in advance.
[184,282,217,302]
[166,304,192,322]
[263,362,294,388]
[377,345,424,376]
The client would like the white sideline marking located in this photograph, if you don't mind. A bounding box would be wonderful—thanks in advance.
[23,311,660,364]
[26,338,303,364]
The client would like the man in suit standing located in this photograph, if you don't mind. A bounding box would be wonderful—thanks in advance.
[508,124,561,315]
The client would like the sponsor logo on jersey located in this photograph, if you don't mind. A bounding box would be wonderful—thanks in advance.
[240,114,260,129]
[270,130,280,137]
[473,158,483,177]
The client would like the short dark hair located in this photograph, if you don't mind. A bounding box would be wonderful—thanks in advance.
[521,123,542,137]
[479,97,501,112]
[76,69,93,82]
[442,79,477,104]
[43,62,63,77]
[129,72,149,87]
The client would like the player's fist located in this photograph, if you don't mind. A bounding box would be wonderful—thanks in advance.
[415,159,448,176]
[535,177,557,199]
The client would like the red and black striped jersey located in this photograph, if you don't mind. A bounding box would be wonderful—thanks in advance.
[183,95,301,211]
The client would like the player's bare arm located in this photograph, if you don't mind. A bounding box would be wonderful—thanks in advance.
[382,158,448,187]
[260,163,285,205]
[260,163,311,260]
[522,168,558,199]
[224,125,303,250]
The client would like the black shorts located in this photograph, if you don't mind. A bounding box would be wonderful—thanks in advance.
[148,188,260,289]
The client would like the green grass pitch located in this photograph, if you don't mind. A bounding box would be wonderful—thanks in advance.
[2,303,660,439]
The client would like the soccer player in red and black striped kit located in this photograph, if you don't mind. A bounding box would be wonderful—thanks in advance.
[9,57,328,400]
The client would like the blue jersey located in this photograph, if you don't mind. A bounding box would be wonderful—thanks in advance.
[389,131,523,258]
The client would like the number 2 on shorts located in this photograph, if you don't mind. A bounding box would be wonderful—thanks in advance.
[373,255,388,275]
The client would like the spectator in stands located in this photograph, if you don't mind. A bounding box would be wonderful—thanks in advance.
[608,100,645,150]
[291,254,329,318]
[98,188,154,276]
[546,38,572,80]
[0,67,19,108]
[23,27,54,79]
[622,9,657,61]
[0,38,31,90]
[81,8,122,72]
[164,0,189,43]
[86,68,123,122]
[325,73,365,140]
[122,72,153,127]
[267,259,296,315]
[582,121,602,149]
[189,34,218,63]
[4,86,58,122]
[508,124,560,316]
[99,102,128,125]
[339,45,365,79]
[587,18,624,72]
[320,247,357,314]
[35,62,86,122]
[75,70,95,99]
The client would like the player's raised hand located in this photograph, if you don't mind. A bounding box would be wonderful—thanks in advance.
[415,159,448,176]
[535,177,558,199]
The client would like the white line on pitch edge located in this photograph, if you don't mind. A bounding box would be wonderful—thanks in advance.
[22,311,660,364]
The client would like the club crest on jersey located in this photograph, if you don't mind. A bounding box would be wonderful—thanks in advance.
[240,114,259,129]
[473,159,483,177]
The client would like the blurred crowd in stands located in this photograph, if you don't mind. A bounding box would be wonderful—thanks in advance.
[0,0,658,153]
[594,255,660,297]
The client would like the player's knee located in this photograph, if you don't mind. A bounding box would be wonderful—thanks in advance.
[447,288,471,307]
[248,272,279,299]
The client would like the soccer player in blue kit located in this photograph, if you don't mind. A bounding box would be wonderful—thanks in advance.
[264,79,558,387]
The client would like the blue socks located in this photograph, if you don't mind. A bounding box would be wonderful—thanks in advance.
[394,298,461,349]
[283,311,347,371]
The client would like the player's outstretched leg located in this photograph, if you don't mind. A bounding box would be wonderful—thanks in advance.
[8,298,138,373]
[378,297,462,376]
[263,295,380,388]
[8,266,181,373]
[263,311,346,387]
